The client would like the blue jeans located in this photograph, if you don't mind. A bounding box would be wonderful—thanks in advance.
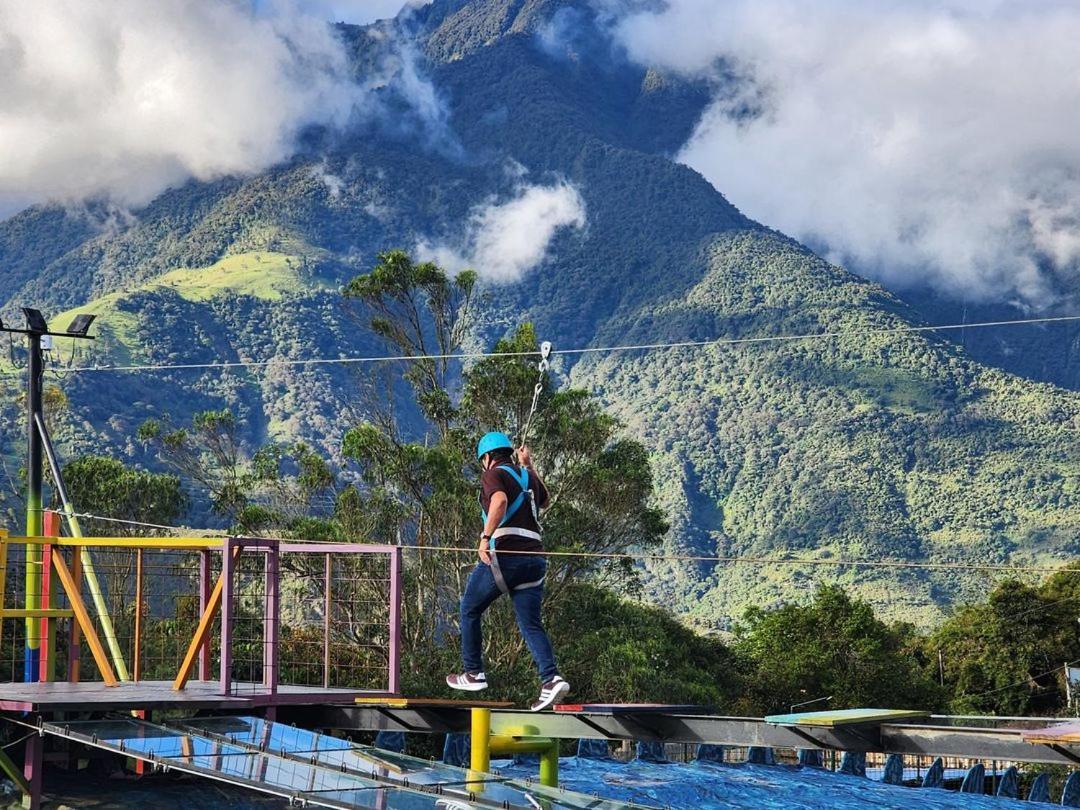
[460,555,559,682]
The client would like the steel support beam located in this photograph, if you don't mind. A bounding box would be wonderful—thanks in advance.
[286,707,1080,767]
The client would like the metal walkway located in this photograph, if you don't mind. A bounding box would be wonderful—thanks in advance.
[289,702,1080,767]
[35,715,644,810]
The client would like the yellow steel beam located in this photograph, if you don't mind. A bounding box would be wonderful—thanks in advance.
[7,536,223,550]
[50,548,118,686]
[0,609,74,619]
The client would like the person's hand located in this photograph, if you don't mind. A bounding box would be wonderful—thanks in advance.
[517,444,533,468]
[478,536,492,565]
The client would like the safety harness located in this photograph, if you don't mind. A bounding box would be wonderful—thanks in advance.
[482,464,544,595]
[481,340,552,596]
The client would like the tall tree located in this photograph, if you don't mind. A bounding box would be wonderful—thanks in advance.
[341,251,667,696]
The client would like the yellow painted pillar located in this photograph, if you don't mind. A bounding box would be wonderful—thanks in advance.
[539,742,559,788]
[470,708,491,774]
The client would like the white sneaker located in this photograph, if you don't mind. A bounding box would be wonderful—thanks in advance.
[530,676,570,711]
[446,671,488,692]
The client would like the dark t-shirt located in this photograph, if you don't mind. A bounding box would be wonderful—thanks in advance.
[481,462,549,552]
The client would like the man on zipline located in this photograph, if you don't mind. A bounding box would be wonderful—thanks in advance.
[446,431,570,711]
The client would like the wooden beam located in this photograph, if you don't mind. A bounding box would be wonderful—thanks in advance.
[50,547,118,686]
[173,546,238,691]
[0,747,30,796]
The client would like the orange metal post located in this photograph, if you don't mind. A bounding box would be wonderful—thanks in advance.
[38,511,60,682]
[173,545,239,691]
[67,542,83,682]
[50,547,118,686]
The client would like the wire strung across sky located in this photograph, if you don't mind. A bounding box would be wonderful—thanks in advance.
[38,508,1079,578]
[1,314,1077,377]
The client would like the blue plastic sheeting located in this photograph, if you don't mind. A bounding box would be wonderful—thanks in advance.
[960,763,985,794]
[578,739,614,760]
[1028,772,1051,803]
[697,744,726,764]
[921,757,944,788]
[882,754,903,785]
[374,731,405,753]
[797,749,823,769]
[837,752,865,777]
[1063,771,1080,807]
[442,731,469,766]
[996,766,1018,799]
[494,756,1059,809]
[635,742,668,763]
[746,747,776,765]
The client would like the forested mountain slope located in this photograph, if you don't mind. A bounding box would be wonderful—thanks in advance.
[0,0,1076,627]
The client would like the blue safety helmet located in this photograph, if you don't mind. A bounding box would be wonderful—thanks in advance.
[477,431,513,460]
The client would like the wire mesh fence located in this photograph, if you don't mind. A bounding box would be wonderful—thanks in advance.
[1,534,401,697]
[1,539,221,685]
[278,549,395,691]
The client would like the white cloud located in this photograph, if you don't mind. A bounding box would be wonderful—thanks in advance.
[605,0,1080,306]
[0,0,363,215]
[418,181,587,283]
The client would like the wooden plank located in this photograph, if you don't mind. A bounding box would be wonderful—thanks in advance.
[50,548,118,686]
[555,703,714,715]
[0,747,30,796]
[174,546,236,691]
[0,609,74,619]
[1022,722,1080,745]
[354,697,513,708]
[765,708,929,727]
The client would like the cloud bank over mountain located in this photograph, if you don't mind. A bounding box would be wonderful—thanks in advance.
[606,0,1080,306]
[418,180,587,282]
[0,0,365,216]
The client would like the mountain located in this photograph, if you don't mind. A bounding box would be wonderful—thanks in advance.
[0,0,1076,628]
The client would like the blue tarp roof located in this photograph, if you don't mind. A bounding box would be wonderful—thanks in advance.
[495,757,1056,809]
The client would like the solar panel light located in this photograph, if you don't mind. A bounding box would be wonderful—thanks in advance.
[65,313,96,337]
[21,307,48,333]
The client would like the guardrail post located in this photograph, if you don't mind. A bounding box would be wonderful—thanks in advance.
[220,537,235,696]
[198,550,211,681]
[388,546,402,694]
[263,539,279,695]
[39,512,59,683]
[323,553,331,689]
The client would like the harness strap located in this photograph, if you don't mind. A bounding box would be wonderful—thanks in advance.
[488,538,511,596]
[492,527,541,542]
[480,465,533,527]
[481,464,541,596]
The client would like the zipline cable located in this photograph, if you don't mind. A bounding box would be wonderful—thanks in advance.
[37,509,1078,577]
[517,340,551,448]
[0,314,1076,376]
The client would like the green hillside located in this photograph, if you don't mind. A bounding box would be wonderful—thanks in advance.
[572,231,1079,626]
[0,0,1076,628]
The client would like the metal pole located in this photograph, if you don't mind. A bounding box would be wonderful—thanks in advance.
[470,708,491,774]
[389,547,402,694]
[133,549,143,682]
[220,538,234,696]
[24,333,43,683]
[35,413,129,680]
[264,541,279,695]
[198,550,211,680]
[323,553,331,689]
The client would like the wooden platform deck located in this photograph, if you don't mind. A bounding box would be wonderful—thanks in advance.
[0,680,389,712]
